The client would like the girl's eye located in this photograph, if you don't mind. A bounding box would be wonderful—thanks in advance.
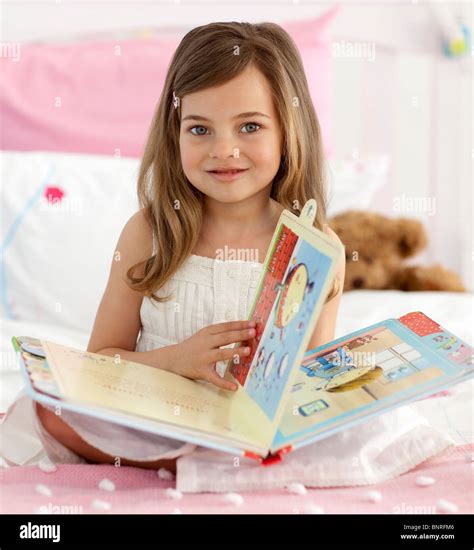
[241,122,261,133]
[188,122,261,136]
[190,126,208,136]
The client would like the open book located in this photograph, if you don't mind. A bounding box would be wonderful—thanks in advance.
[12,201,474,464]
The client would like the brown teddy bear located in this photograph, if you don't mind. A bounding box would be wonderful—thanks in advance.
[328,210,466,292]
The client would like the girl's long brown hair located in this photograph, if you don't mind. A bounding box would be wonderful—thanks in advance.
[127,21,339,303]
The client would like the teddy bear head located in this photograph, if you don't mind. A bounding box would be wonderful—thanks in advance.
[328,210,428,291]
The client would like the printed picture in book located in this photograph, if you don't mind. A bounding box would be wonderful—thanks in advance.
[229,223,333,420]
[280,311,472,437]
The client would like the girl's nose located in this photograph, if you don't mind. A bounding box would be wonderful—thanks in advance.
[208,136,239,159]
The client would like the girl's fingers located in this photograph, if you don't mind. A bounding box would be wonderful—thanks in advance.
[210,345,251,364]
[204,369,238,391]
[211,327,256,348]
[208,320,254,335]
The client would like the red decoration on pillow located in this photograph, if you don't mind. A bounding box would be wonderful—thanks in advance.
[44,186,64,203]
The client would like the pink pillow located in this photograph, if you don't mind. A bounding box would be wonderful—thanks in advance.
[0,10,338,158]
[282,7,339,157]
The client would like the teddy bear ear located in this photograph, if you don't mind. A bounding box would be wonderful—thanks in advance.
[327,210,359,237]
[396,218,428,257]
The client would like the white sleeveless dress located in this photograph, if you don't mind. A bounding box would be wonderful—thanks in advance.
[0,254,263,467]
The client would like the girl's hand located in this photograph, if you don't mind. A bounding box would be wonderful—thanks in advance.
[171,320,256,391]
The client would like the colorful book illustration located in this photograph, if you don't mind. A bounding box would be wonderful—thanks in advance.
[11,201,474,464]
[273,311,473,454]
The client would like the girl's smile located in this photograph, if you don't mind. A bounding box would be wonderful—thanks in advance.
[207,168,250,182]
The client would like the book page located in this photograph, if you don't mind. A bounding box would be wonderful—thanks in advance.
[43,341,271,448]
[226,210,343,439]
[275,318,473,448]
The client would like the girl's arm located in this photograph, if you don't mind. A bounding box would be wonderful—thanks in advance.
[86,209,177,372]
[306,226,346,351]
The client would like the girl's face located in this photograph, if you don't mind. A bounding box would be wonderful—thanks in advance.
[179,65,283,204]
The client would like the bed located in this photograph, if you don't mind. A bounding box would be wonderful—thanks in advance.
[1,7,472,514]
[1,290,472,513]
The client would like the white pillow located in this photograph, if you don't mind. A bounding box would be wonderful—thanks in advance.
[0,150,389,335]
[1,150,140,334]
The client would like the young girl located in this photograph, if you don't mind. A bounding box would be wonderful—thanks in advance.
[1,21,345,474]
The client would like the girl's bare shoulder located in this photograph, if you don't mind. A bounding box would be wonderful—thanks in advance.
[122,209,154,259]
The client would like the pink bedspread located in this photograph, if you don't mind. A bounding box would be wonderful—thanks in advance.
[0,444,472,514]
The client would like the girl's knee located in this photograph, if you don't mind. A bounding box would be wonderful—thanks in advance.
[36,402,99,459]
[36,403,178,473]
[36,402,77,443]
